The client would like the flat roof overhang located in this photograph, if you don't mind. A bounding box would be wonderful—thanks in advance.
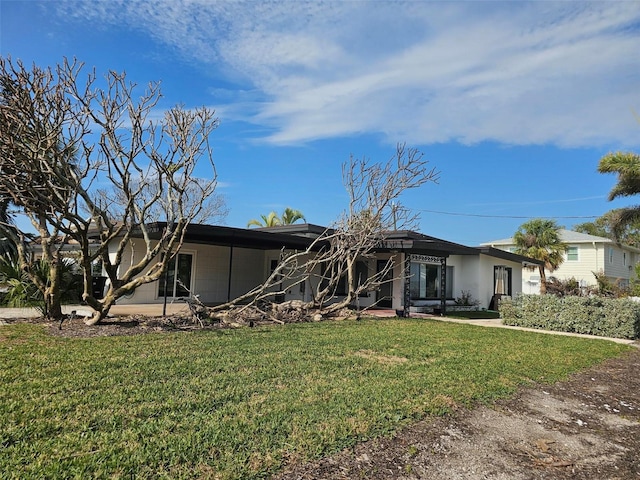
[133,223,542,266]
[477,246,544,267]
[140,223,319,251]
[378,230,480,257]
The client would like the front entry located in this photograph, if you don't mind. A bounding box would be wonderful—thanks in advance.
[376,260,393,308]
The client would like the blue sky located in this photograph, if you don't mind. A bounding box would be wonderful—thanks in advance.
[1,0,639,246]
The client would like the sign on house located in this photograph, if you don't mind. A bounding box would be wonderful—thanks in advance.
[410,254,443,264]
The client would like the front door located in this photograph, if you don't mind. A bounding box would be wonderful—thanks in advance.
[376,260,393,308]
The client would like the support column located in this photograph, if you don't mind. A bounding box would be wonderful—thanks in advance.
[227,245,234,302]
[403,254,411,318]
[440,256,447,316]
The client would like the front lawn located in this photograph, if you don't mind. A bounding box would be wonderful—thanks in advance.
[0,318,630,479]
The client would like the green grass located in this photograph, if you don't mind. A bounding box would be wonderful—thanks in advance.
[0,318,631,479]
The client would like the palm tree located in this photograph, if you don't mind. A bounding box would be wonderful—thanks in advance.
[247,211,281,228]
[247,208,306,228]
[513,219,567,294]
[598,151,640,239]
[280,207,306,225]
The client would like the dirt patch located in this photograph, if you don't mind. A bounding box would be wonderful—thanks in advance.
[0,314,229,338]
[275,348,640,480]
[4,316,639,478]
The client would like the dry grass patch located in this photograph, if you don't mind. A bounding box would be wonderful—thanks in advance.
[353,349,409,365]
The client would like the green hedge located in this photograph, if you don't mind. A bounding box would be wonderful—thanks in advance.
[499,294,640,339]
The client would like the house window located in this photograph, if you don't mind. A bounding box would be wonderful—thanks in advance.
[494,266,512,296]
[623,252,628,267]
[332,260,369,296]
[409,262,453,299]
[609,247,614,264]
[567,246,578,261]
[158,253,193,298]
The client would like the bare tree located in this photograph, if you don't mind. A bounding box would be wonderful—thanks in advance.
[0,57,221,324]
[0,58,81,318]
[208,144,439,323]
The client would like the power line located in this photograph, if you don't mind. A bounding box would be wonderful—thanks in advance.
[420,209,599,220]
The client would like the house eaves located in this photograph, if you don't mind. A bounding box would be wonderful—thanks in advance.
[138,222,319,251]
[135,223,542,262]
[477,246,543,267]
[379,231,483,256]
[253,223,332,239]
[481,229,640,255]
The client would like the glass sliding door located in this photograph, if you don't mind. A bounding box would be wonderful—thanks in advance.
[409,262,454,300]
[158,253,193,298]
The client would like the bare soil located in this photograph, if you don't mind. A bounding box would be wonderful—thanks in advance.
[275,348,640,480]
[6,315,640,479]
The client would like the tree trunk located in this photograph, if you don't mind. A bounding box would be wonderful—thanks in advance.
[83,295,111,326]
[43,261,64,321]
[44,292,63,320]
[539,265,547,294]
[84,289,122,325]
[84,310,104,326]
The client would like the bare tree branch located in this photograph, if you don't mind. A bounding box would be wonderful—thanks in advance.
[0,57,223,323]
[212,143,439,321]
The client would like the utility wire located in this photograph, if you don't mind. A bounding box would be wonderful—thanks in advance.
[420,209,599,220]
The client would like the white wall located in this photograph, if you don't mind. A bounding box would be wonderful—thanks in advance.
[110,242,268,305]
[503,242,639,289]
[108,241,526,311]
[602,244,636,283]
[550,243,602,286]
[476,255,524,308]
[392,253,523,311]
[451,255,480,302]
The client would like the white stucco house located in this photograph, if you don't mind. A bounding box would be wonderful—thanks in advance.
[109,223,541,314]
[481,229,640,293]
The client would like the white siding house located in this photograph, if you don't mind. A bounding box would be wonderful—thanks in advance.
[107,223,540,313]
[481,229,640,293]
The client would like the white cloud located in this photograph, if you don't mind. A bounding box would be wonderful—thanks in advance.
[55,0,640,148]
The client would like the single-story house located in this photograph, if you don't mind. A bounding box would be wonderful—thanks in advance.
[111,222,541,315]
[481,229,640,293]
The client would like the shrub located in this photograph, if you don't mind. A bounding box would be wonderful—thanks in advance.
[0,256,82,312]
[593,270,630,298]
[500,294,640,339]
[454,290,480,306]
[545,276,595,297]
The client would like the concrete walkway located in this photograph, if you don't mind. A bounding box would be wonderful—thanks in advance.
[0,304,636,346]
[364,309,637,345]
[433,316,637,345]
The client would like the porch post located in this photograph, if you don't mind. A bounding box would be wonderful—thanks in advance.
[403,253,411,318]
[227,245,234,302]
[440,256,447,316]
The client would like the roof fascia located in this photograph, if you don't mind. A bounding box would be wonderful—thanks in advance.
[477,246,543,266]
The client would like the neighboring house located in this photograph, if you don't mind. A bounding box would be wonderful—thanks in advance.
[110,222,541,314]
[481,229,640,293]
